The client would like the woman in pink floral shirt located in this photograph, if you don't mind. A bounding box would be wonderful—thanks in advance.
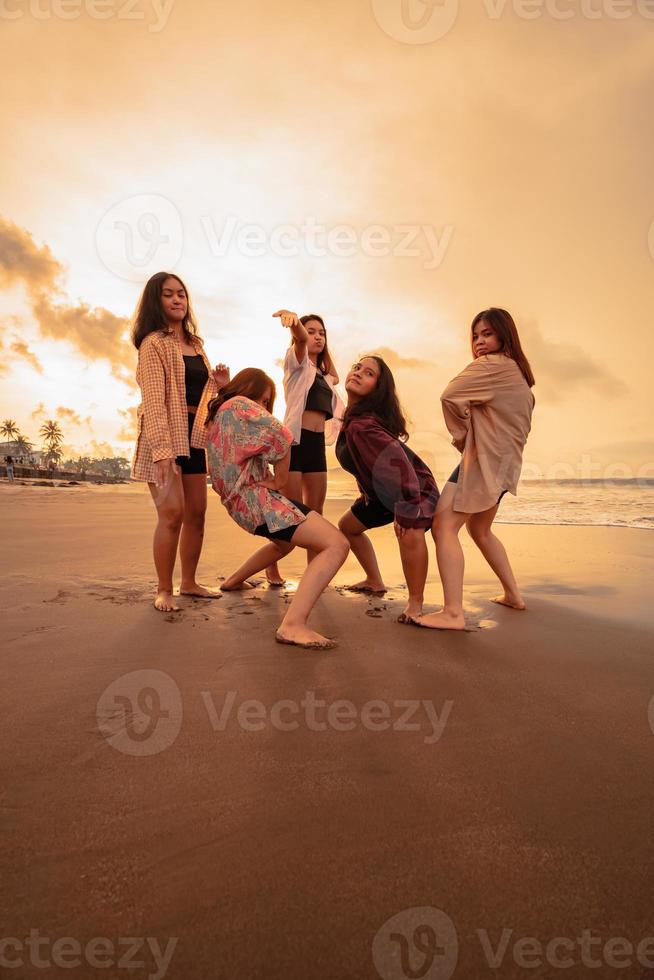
[206,369,349,650]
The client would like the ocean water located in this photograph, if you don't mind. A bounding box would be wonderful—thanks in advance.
[327,476,654,531]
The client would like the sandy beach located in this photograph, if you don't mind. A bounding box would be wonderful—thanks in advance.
[1,480,653,980]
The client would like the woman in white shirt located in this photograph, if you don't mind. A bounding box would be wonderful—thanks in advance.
[266,308,345,584]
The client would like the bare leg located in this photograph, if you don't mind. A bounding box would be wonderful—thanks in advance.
[148,475,184,612]
[179,473,219,598]
[276,512,349,648]
[417,483,468,630]
[398,528,429,619]
[302,470,328,563]
[338,510,387,593]
[265,470,303,585]
[222,540,293,590]
[466,509,526,609]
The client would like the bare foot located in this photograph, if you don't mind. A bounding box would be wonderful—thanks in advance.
[180,583,221,599]
[491,594,526,610]
[265,564,286,587]
[344,579,387,595]
[154,590,180,612]
[220,578,255,592]
[398,601,423,623]
[275,626,336,650]
[415,610,465,631]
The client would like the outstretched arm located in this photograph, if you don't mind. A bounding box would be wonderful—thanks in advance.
[273,309,308,363]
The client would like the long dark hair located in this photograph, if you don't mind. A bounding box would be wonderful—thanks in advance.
[471,308,535,388]
[344,355,409,441]
[205,368,276,425]
[298,314,334,376]
[131,272,201,350]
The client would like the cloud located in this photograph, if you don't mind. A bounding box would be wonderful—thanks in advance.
[363,347,430,370]
[55,406,93,430]
[9,338,43,373]
[0,216,62,296]
[0,215,134,386]
[30,402,46,420]
[116,406,138,442]
[522,321,628,402]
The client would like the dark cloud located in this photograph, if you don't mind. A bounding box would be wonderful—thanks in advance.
[522,321,628,402]
[0,216,134,386]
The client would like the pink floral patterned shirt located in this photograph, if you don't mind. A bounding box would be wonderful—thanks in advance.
[206,396,307,535]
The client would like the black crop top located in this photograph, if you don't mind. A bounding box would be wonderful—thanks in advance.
[305,372,333,419]
[183,354,209,408]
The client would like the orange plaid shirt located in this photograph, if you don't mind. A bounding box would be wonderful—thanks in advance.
[131,330,218,483]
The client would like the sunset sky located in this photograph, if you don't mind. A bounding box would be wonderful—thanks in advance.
[1,0,652,480]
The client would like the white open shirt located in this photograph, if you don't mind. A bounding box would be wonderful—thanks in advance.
[282,345,345,446]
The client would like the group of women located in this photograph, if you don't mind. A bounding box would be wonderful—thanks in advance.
[131,271,535,650]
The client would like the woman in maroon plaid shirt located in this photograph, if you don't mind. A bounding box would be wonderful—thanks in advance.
[131,272,229,612]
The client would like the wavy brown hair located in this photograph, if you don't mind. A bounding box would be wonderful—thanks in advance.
[205,368,276,425]
[471,308,535,387]
[344,355,409,442]
[131,272,201,350]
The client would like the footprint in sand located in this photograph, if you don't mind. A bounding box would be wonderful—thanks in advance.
[44,590,73,604]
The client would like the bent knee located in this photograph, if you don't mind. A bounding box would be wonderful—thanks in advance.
[330,530,350,559]
[466,521,490,543]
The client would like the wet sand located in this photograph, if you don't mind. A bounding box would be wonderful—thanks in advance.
[1,481,653,980]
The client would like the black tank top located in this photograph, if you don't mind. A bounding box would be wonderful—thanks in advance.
[183,354,209,408]
[305,372,333,419]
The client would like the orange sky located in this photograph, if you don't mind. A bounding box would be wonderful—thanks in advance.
[1,0,652,480]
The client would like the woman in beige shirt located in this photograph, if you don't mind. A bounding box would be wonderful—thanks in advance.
[418,308,535,630]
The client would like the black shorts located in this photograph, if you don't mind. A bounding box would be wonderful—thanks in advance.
[176,413,207,476]
[351,494,395,530]
[289,429,327,474]
[254,501,312,543]
[448,465,507,504]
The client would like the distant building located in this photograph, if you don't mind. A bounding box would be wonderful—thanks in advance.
[0,441,46,466]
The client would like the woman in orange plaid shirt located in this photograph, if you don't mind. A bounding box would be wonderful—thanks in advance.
[131,272,230,612]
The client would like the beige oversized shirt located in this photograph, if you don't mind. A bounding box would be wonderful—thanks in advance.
[441,353,535,514]
[131,331,217,483]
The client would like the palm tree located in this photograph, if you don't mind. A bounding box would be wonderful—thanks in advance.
[14,435,33,456]
[1,419,19,444]
[40,420,64,468]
